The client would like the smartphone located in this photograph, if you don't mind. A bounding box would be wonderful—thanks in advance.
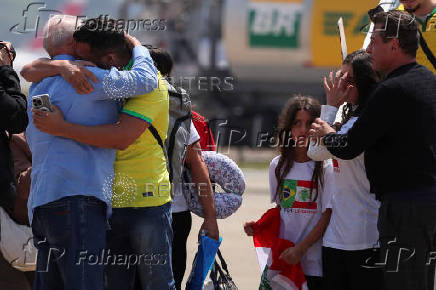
[32,94,52,112]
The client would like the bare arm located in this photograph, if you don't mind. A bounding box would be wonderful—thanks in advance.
[32,105,147,150]
[185,141,220,240]
[21,58,97,94]
[21,58,63,82]
[279,209,332,265]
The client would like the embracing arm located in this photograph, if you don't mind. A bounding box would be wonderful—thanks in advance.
[21,58,55,82]
[60,114,147,150]
[21,58,97,94]
[32,106,147,150]
[96,35,158,100]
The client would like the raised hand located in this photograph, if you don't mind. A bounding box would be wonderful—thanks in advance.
[323,70,353,108]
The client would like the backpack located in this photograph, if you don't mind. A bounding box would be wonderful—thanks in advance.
[148,79,192,196]
[192,110,216,151]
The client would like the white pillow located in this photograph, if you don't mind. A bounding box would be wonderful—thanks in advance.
[183,151,246,219]
[0,207,37,272]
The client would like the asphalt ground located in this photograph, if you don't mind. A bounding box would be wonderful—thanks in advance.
[183,168,272,290]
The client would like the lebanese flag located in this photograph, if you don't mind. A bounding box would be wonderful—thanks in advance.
[252,208,307,290]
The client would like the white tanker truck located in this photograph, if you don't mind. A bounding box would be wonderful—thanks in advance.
[201,0,400,146]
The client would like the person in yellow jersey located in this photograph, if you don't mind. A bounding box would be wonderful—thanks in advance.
[30,18,176,290]
[399,0,436,74]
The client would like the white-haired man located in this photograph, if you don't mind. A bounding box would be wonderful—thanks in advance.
[24,15,158,290]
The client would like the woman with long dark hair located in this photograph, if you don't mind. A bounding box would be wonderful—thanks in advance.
[245,95,335,290]
[308,49,382,290]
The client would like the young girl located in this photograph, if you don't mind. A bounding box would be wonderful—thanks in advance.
[308,49,382,290]
[245,96,334,290]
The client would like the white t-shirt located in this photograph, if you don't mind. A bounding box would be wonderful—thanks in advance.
[320,105,380,251]
[171,121,200,213]
[269,157,334,277]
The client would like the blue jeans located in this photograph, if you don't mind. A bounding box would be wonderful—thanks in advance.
[104,202,176,290]
[32,195,107,290]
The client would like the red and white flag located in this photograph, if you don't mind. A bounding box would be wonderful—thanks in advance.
[252,208,307,290]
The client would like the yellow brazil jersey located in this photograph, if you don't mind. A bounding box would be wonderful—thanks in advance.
[399,5,436,75]
[112,72,170,208]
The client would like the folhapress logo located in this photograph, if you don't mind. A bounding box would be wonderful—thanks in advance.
[10,2,63,37]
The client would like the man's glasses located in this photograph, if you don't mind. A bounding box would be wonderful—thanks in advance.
[0,41,16,62]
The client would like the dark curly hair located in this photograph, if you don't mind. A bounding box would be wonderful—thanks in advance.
[73,17,129,57]
[274,95,324,203]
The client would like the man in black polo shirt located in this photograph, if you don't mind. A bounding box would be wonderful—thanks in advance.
[310,10,436,290]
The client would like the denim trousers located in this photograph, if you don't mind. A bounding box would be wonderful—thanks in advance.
[32,195,107,290]
[104,202,176,290]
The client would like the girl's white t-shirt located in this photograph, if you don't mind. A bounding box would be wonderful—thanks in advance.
[319,105,380,251]
[269,157,334,277]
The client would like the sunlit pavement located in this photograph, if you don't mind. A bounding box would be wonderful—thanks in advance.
[184,168,271,290]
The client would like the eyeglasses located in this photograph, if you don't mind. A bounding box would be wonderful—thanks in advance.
[0,41,16,62]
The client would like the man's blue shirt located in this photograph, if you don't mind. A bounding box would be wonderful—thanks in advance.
[26,46,158,224]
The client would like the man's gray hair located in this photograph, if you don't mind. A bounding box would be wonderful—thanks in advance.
[43,15,80,56]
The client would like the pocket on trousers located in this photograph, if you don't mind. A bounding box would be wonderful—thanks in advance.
[37,201,72,245]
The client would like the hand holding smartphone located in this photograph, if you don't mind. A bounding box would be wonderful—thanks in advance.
[32,94,52,112]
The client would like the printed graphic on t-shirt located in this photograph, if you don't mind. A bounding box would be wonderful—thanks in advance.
[281,179,317,210]
[332,159,340,173]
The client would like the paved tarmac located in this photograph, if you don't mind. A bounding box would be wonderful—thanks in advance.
[183,168,271,290]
